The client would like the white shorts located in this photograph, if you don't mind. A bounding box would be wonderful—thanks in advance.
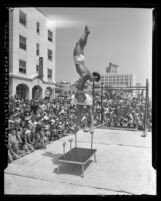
[74,54,85,65]
[71,93,92,106]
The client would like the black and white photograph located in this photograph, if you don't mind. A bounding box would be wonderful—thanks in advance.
[3,6,156,195]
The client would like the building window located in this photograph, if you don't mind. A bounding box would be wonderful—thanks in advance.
[48,49,52,60]
[19,59,26,74]
[19,10,27,26]
[47,69,52,79]
[36,43,39,56]
[36,65,39,72]
[19,35,26,50]
[48,30,53,42]
[36,22,40,34]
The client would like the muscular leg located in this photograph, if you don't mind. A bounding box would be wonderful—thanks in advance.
[74,26,94,90]
[73,25,90,56]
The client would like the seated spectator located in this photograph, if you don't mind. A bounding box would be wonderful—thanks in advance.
[24,123,35,152]
[33,127,44,149]
[30,126,36,145]
[15,127,23,144]
[43,117,51,142]
[8,129,26,161]
[50,124,58,140]
[40,127,47,149]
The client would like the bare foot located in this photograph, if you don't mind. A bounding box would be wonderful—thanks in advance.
[85,25,90,34]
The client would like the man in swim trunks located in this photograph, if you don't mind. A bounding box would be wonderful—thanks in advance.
[73,25,94,90]
[72,26,100,134]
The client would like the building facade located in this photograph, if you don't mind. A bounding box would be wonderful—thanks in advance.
[55,81,76,97]
[99,62,136,87]
[106,62,119,74]
[98,63,136,98]
[9,7,56,100]
[99,73,136,87]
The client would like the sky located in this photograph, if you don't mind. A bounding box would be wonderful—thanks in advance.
[38,7,153,90]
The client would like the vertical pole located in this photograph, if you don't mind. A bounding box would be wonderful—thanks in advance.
[70,141,71,150]
[75,132,77,148]
[62,142,66,159]
[144,79,149,133]
[92,81,95,113]
[91,81,95,150]
[101,82,103,124]
[69,139,73,151]
[91,132,93,150]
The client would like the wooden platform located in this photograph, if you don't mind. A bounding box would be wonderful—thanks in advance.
[57,147,97,177]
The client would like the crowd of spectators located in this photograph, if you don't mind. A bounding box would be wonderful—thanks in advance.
[8,94,152,163]
[93,96,152,130]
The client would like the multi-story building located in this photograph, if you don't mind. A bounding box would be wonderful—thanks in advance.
[100,63,136,87]
[9,7,56,100]
[100,73,136,87]
[106,62,119,74]
[98,63,136,98]
[55,81,76,97]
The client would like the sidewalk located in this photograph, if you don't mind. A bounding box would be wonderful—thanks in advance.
[4,129,156,195]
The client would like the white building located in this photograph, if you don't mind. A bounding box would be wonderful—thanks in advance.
[99,62,136,87]
[9,7,56,100]
[100,73,136,87]
[97,63,136,98]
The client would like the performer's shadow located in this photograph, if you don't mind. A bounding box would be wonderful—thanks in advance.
[42,151,93,176]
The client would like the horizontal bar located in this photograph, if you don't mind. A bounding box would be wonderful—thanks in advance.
[94,89,146,91]
[94,86,146,88]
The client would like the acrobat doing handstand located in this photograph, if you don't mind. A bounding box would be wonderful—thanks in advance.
[71,25,100,134]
